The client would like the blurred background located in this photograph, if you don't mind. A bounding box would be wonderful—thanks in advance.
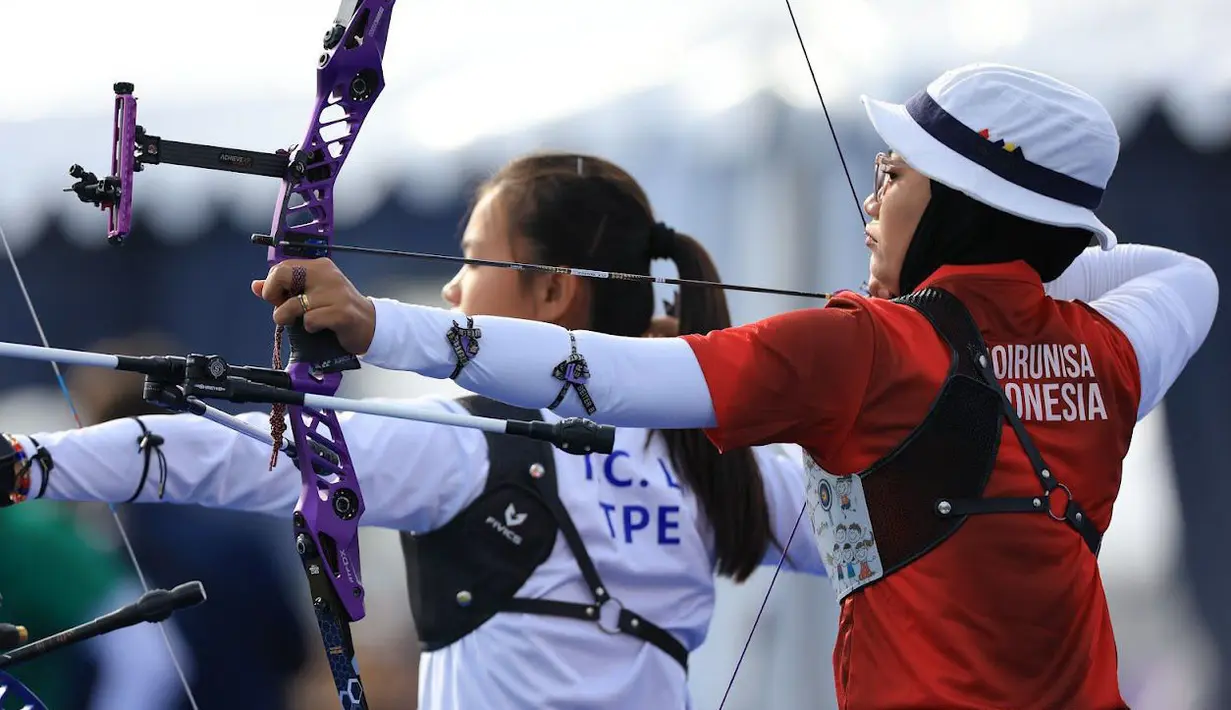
[0,0,1227,708]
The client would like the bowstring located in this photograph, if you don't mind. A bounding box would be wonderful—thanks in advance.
[783,0,868,226]
[716,0,870,706]
[716,500,808,708]
[0,223,201,710]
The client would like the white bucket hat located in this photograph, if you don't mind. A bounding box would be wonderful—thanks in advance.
[861,63,1120,249]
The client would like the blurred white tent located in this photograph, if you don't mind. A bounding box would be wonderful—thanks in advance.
[2,0,1228,246]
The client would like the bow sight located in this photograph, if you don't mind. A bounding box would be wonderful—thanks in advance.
[63,81,309,246]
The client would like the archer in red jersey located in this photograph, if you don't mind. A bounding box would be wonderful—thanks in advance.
[259,63,1219,709]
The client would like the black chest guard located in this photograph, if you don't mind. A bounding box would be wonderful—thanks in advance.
[827,287,1102,594]
[400,396,689,669]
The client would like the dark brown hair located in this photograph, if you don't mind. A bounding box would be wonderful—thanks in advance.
[474,152,777,582]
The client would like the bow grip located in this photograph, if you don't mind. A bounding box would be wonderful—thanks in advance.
[287,320,362,373]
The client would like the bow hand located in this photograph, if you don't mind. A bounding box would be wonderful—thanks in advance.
[253,258,377,356]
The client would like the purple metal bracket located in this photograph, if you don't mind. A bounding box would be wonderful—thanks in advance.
[109,84,137,243]
[268,0,396,625]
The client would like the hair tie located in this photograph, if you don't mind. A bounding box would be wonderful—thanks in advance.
[662,293,679,318]
[647,221,677,260]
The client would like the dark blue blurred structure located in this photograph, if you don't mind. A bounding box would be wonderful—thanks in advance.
[64,336,318,710]
[123,505,311,710]
[1,104,1227,704]
[0,194,472,409]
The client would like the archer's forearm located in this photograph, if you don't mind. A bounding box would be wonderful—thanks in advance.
[360,298,718,428]
[13,413,301,512]
[12,402,499,534]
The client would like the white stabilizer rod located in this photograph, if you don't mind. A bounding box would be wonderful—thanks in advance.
[0,339,507,434]
[192,398,288,450]
[0,340,616,454]
[301,393,507,434]
[0,341,119,369]
[0,340,289,449]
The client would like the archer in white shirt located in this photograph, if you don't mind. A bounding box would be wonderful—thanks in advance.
[7,152,827,710]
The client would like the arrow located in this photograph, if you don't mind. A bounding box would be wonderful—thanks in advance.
[250,235,839,301]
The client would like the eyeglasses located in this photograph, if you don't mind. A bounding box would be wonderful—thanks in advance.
[872,152,892,204]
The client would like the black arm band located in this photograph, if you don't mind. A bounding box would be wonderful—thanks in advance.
[126,418,168,503]
[28,436,53,499]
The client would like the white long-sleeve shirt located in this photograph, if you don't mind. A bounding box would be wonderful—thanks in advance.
[359,244,1218,425]
[16,402,822,710]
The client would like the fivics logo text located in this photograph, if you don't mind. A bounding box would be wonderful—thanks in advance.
[485,503,527,546]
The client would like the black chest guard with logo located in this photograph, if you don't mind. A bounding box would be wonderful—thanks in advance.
[809,287,1102,600]
[400,395,689,669]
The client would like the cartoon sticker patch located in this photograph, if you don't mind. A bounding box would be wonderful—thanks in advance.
[804,455,885,600]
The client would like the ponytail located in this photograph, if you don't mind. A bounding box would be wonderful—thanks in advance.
[650,229,778,582]
[482,153,779,582]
